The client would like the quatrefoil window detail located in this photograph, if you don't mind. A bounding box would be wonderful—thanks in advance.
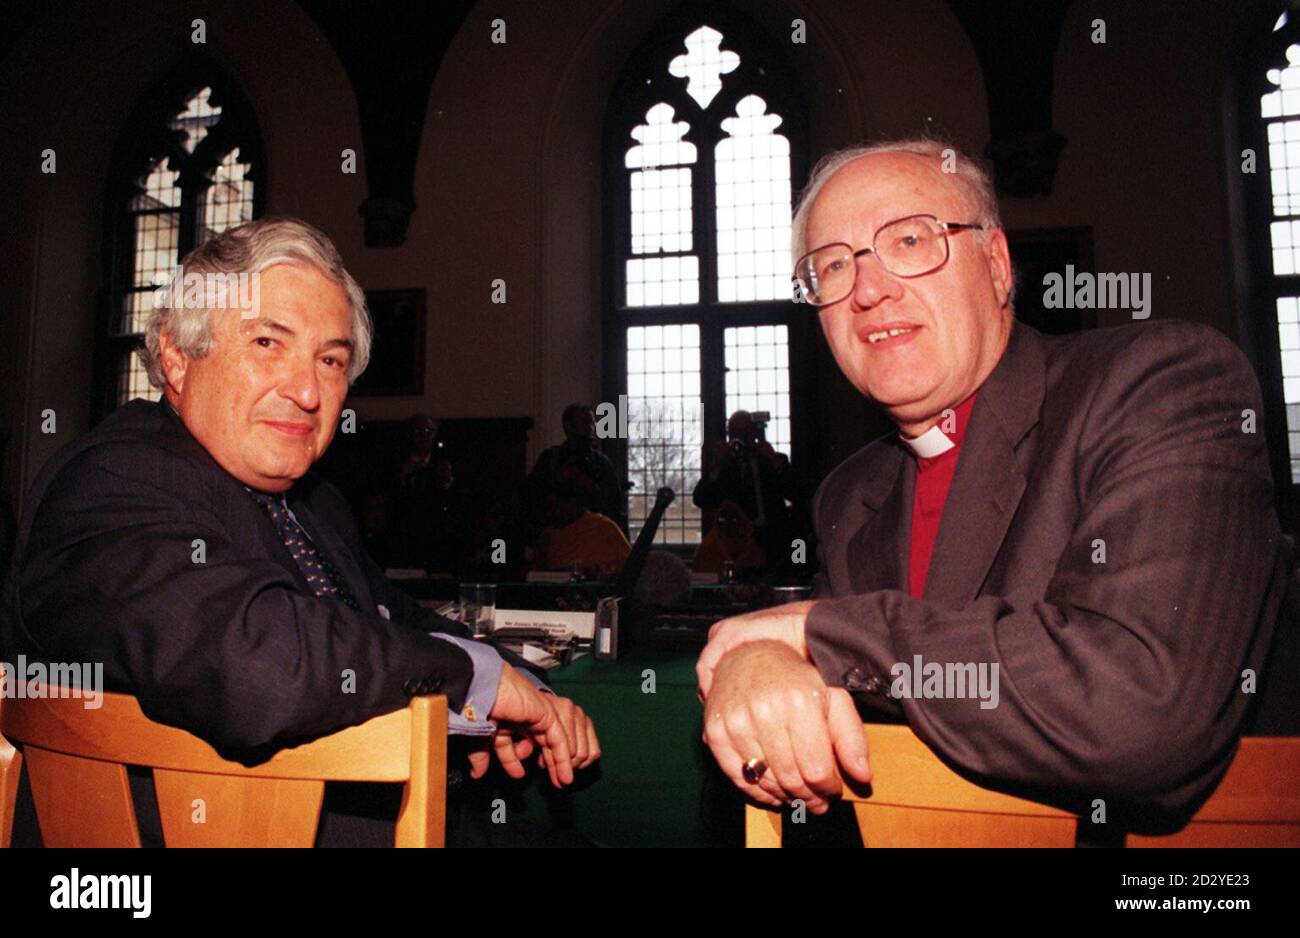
[669,25,740,109]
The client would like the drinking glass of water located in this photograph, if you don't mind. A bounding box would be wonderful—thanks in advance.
[459,582,496,638]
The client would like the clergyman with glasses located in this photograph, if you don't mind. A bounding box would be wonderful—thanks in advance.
[694,138,1288,833]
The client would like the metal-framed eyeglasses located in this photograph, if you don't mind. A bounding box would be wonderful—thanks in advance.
[793,213,983,307]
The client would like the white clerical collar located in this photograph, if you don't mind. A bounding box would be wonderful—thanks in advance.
[899,423,955,459]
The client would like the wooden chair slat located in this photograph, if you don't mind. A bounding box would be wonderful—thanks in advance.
[1165,737,1300,821]
[1127,823,1300,848]
[839,724,1076,818]
[395,696,448,848]
[154,772,325,847]
[854,803,1076,847]
[0,718,21,848]
[1125,737,1300,847]
[24,747,141,847]
[1,691,412,781]
[743,799,782,849]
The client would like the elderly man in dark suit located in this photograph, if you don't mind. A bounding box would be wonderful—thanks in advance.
[696,139,1289,830]
[3,217,598,845]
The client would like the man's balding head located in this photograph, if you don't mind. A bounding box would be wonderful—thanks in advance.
[799,143,1014,436]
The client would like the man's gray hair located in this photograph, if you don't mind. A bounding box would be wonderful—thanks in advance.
[142,216,372,387]
[790,138,1003,262]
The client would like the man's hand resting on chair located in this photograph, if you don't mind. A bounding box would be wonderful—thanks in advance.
[697,604,871,813]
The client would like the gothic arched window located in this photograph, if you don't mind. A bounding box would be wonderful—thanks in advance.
[605,11,807,544]
[98,71,263,415]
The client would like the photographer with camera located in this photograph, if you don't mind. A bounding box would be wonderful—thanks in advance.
[693,410,796,575]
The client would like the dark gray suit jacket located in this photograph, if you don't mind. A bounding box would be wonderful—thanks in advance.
[808,320,1289,822]
[2,399,485,762]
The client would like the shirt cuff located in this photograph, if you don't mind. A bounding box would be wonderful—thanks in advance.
[518,666,553,695]
[426,634,503,736]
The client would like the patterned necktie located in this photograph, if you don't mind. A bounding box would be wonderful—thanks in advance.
[249,490,360,610]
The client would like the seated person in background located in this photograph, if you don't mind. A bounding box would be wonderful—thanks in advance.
[524,403,624,529]
[536,486,631,579]
[356,490,396,569]
[2,217,599,846]
[420,457,472,574]
[692,499,765,577]
[378,415,471,574]
[693,410,796,568]
[397,412,440,486]
[464,497,528,583]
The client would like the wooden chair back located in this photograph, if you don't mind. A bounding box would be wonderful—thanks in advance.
[745,724,1300,848]
[1127,736,1300,847]
[0,697,20,848]
[0,688,447,847]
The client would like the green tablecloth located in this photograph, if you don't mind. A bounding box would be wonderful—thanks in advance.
[507,647,742,847]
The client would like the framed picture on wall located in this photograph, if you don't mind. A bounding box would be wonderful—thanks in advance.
[352,288,427,396]
[1006,227,1096,335]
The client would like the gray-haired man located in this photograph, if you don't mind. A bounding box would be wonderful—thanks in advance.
[696,139,1288,833]
[4,216,598,846]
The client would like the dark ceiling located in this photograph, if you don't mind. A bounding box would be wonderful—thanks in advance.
[1,0,1072,244]
[295,0,477,244]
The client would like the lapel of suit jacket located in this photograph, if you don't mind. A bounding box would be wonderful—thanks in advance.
[924,323,1046,607]
[847,439,914,594]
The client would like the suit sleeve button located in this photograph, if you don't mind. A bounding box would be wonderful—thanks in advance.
[843,667,869,691]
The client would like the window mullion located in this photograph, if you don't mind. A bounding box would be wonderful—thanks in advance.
[177,163,204,257]
[697,116,723,484]
[696,117,719,313]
